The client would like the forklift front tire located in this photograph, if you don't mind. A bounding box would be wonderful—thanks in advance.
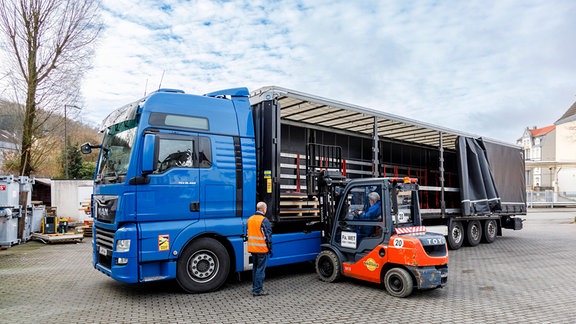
[315,250,341,283]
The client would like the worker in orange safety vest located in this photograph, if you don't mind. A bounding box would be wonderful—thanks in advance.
[247,201,273,296]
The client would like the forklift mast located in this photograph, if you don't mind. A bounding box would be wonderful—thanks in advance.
[306,143,348,242]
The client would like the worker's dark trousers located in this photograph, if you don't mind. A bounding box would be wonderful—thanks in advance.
[251,253,268,294]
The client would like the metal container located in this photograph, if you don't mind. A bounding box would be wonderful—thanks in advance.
[18,176,34,208]
[32,205,45,233]
[0,176,20,207]
[0,208,20,247]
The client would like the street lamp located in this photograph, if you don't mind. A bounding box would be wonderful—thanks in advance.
[64,104,81,178]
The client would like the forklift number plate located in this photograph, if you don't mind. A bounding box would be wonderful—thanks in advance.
[99,246,108,256]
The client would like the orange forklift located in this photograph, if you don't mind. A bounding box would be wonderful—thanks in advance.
[308,145,448,297]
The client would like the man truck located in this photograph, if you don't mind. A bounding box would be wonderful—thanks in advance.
[82,85,524,295]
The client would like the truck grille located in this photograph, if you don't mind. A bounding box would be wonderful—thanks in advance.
[95,226,115,269]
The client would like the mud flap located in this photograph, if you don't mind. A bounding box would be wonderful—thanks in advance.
[502,217,523,230]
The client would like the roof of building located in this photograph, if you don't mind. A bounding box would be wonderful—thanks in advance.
[529,125,556,137]
[555,100,576,125]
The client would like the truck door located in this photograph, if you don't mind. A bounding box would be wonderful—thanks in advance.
[136,133,201,222]
[332,182,386,262]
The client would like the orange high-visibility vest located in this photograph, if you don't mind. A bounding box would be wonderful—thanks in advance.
[247,214,269,253]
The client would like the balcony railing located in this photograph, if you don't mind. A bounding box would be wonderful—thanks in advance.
[527,190,576,208]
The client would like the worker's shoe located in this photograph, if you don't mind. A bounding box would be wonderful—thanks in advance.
[253,291,269,297]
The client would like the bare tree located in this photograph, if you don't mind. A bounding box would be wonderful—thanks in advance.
[0,0,102,176]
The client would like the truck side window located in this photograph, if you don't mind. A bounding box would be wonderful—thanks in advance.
[198,137,212,168]
[156,138,196,173]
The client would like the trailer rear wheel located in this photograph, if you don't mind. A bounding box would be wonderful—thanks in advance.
[466,220,482,246]
[177,237,230,293]
[482,219,497,243]
[447,221,464,250]
[315,250,341,283]
[384,267,414,298]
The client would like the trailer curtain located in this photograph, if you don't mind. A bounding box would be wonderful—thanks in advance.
[457,137,501,216]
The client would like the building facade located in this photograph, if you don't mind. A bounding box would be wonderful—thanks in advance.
[519,101,576,196]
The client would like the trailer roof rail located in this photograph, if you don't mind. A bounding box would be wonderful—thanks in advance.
[251,86,519,150]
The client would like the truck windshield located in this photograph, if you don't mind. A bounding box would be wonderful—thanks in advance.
[96,120,137,183]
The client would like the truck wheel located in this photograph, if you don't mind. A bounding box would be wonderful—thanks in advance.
[447,221,464,250]
[466,220,482,246]
[482,219,497,243]
[176,237,230,293]
[384,267,413,298]
[315,250,341,283]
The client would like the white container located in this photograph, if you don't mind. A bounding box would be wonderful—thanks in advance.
[0,176,20,208]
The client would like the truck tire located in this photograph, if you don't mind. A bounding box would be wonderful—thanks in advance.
[176,237,230,293]
[447,221,464,250]
[466,220,482,246]
[482,219,497,243]
[315,250,341,283]
[384,267,414,298]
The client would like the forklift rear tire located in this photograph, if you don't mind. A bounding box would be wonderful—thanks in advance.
[315,250,341,283]
[466,220,482,246]
[447,221,464,250]
[384,267,413,298]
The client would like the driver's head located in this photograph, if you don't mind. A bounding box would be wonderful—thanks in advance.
[368,192,380,204]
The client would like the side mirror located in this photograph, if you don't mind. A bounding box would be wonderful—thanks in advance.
[142,133,156,173]
[81,142,101,154]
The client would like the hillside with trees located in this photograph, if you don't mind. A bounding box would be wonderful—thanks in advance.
[0,99,101,179]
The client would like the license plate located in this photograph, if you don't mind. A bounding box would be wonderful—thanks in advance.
[99,246,108,256]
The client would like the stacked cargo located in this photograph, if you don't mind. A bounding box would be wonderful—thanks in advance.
[0,176,32,248]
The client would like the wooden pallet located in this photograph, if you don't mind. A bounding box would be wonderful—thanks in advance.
[76,225,93,237]
[31,232,84,244]
[279,194,319,217]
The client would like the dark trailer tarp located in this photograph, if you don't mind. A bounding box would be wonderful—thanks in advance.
[458,137,526,216]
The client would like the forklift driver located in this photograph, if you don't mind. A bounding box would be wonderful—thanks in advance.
[355,192,382,240]
[357,192,381,221]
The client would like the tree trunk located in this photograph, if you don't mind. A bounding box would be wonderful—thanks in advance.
[19,82,39,176]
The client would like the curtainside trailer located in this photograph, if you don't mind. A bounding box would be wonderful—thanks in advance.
[250,86,526,250]
[82,85,524,294]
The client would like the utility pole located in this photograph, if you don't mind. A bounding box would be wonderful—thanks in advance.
[64,104,81,178]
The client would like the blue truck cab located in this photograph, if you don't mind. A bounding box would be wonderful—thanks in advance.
[85,88,321,293]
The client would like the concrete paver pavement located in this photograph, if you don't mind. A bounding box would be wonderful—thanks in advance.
[1,208,575,323]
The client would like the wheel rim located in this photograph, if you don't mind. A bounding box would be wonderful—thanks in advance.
[187,249,219,283]
[487,221,496,238]
[318,256,334,277]
[471,223,480,240]
[388,274,404,293]
[452,225,462,244]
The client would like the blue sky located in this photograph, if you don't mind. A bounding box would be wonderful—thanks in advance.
[79,0,576,144]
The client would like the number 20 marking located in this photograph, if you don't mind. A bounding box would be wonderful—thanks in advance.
[393,238,404,248]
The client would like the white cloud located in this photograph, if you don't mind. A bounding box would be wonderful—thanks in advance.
[74,0,576,143]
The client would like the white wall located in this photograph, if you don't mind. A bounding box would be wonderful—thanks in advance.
[555,120,576,193]
[50,180,93,223]
[557,168,576,193]
[555,121,576,160]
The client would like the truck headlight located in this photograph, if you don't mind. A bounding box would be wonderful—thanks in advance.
[116,239,131,252]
